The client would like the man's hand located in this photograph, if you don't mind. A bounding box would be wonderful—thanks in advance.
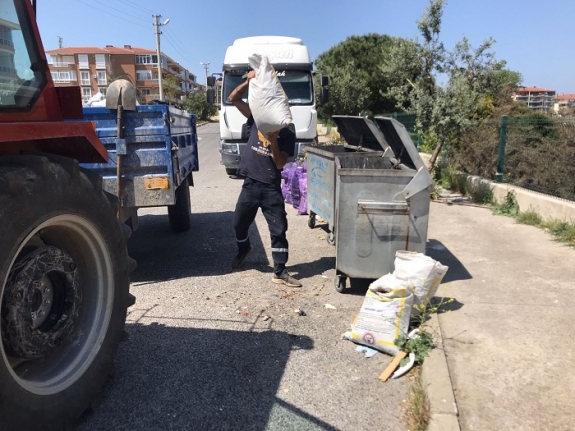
[267,131,279,143]
[267,130,288,169]
[228,70,256,119]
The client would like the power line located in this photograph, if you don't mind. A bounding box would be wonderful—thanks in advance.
[91,0,150,23]
[117,0,157,15]
[162,31,188,61]
[163,27,187,56]
[76,0,149,29]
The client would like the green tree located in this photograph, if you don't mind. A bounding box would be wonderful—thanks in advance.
[163,75,180,103]
[315,34,404,119]
[381,0,520,169]
[183,91,216,121]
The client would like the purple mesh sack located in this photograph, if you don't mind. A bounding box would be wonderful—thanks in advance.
[290,166,303,208]
[297,172,308,215]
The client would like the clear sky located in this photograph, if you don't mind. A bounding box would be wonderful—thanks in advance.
[37,0,574,94]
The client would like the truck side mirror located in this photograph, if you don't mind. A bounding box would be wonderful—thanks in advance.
[207,76,216,87]
[207,88,215,104]
[320,88,330,105]
[321,75,329,87]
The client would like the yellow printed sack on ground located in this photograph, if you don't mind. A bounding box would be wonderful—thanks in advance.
[347,274,414,356]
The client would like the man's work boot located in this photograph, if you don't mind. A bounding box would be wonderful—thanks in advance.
[272,269,302,287]
[231,246,253,269]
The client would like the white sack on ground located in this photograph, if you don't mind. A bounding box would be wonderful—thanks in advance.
[248,54,292,134]
[393,251,449,309]
[345,274,414,355]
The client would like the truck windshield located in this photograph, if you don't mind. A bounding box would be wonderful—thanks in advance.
[223,70,313,106]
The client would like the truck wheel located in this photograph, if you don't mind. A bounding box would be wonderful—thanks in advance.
[0,155,134,431]
[226,168,238,176]
[168,176,191,232]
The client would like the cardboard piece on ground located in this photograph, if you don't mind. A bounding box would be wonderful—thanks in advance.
[379,351,408,382]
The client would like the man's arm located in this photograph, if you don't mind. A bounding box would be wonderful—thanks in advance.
[227,70,255,119]
[267,131,289,169]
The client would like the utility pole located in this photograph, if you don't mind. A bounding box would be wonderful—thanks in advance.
[58,36,63,48]
[153,15,170,101]
[200,62,210,89]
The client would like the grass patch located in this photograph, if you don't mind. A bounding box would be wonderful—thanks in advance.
[493,191,520,216]
[542,220,575,246]
[516,210,542,226]
[469,183,494,205]
[492,192,575,248]
[403,367,430,431]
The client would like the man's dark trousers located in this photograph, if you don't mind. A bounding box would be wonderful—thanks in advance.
[233,177,289,275]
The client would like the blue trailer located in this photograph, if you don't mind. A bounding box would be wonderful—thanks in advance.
[80,104,199,232]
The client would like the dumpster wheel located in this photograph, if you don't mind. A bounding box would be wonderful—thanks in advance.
[334,273,347,293]
[327,231,336,246]
[308,212,316,229]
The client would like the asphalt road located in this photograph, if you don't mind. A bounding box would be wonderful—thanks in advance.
[78,123,406,431]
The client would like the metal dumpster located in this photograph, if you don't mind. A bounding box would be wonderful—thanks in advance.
[306,115,433,292]
[306,117,394,243]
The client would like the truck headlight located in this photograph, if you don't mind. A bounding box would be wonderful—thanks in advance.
[221,143,239,154]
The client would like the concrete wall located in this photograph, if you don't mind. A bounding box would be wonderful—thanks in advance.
[465,175,575,223]
[418,152,575,223]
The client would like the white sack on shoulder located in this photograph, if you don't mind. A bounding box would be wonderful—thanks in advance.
[248,54,292,134]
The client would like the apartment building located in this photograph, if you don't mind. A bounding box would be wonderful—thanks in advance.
[0,18,19,90]
[513,86,556,112]
[46,45,199,104]
[554,94,575,114]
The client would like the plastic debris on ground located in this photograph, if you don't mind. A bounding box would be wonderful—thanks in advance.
[293,308,306,316]
[355,345,379,358]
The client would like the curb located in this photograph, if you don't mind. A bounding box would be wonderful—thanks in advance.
[421,313,460,431]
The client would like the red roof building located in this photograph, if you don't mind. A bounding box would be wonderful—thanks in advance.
[46,45,199,104]
[513,86,556,113]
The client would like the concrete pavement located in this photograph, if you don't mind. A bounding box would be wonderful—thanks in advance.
[427,200,575,431]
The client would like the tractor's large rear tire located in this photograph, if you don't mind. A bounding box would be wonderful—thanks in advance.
[168,176,192,232]
[0,155,135,431]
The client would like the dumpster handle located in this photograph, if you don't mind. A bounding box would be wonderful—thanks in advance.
[357,201,409,214]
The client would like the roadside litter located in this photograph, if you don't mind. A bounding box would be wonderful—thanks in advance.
[355,345,379,358]
[343,251,449,379]
[293,308,306,316]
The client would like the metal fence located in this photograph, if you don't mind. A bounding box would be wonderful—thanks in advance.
[378,113,575,202]
[497,116,575,201]
[450,115,575,202]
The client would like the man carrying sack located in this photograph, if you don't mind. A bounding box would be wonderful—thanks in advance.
[228,66,302,287]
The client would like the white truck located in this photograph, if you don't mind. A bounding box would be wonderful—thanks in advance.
[207,36,329,176]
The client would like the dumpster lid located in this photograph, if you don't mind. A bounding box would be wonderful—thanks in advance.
[373,116,425,170]
[331,115,392,154]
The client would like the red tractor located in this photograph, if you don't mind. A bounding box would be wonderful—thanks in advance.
[0,1,134,429]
